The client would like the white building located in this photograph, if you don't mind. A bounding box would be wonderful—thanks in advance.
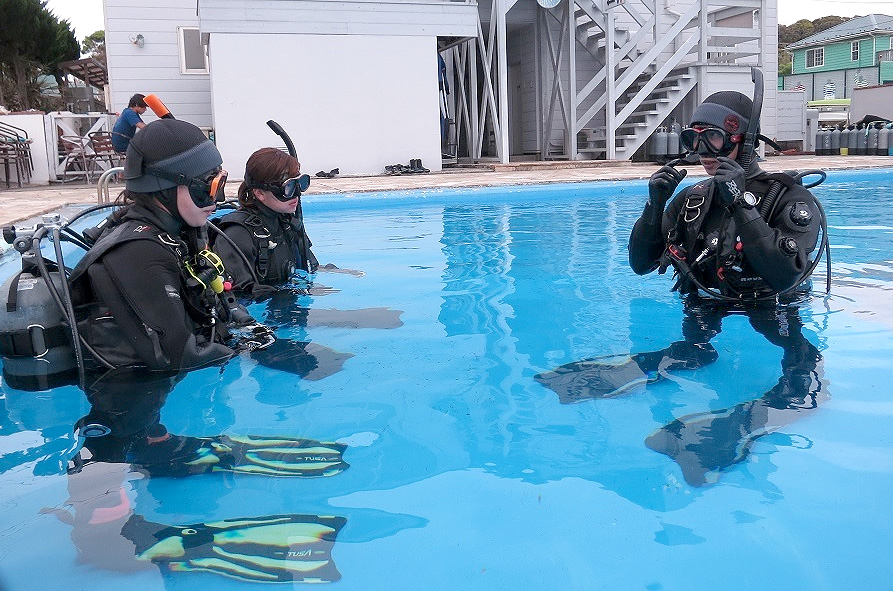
[103,0,779,177]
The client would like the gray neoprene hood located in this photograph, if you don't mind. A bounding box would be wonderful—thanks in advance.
[124,119,222,193]
[690,91,753,135]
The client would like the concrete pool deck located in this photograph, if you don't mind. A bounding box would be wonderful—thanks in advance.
[1,155,892,227]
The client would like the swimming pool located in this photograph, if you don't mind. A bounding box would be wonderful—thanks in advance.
[1,168,892,590]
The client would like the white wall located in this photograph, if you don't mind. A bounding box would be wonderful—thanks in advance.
[209,33,443,178]
[104,0,213,128]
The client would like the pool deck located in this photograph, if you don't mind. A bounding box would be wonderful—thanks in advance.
[1,155,892,227]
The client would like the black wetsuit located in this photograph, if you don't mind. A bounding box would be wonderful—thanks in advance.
[70,204,235,372]
[213,204,318,296]
[629,165,821,297]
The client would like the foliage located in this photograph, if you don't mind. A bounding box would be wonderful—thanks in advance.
[82,30,106,63]
[0,0,79,111]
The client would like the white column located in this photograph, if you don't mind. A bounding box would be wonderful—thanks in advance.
[606,6,616,159]
[496,0,510,163]
[568,0,578,160]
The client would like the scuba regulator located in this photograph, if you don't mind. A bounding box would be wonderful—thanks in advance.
[184,249,227,294]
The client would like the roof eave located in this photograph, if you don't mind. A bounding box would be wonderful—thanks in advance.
[788,29,893,50]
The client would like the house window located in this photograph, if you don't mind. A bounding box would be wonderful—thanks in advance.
[851,41,859,62]
[806,48,824,68]
[178,27,208,74]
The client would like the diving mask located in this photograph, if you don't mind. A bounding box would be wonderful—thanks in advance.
[148,167,228,208]
[680,127,742,157]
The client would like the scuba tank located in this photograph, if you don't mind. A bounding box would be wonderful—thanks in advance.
[1,225,77,390]
[830,125,841,155]
[839,125,850,155]
[887,123,893,156]
[878,123,890,156]
[846,124,858,155]
[855,123,867,155]
[667,122,681,159]
[651,127,668,163]
[815,128,827,155]
[867,123,880,156]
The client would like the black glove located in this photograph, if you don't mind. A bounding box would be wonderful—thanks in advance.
[646,165,687,224]
[233,323,276,352]
[713,157,746,207]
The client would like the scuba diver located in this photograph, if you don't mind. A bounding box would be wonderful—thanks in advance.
[212,146,318,300]
[536,69,830,486]
[207,127,404,341]
[68,117,250,373]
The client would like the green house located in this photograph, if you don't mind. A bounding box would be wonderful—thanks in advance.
[782,14,893,101]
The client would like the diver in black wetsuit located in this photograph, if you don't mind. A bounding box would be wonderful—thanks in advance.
[213,147,317,300]
[69,118,254,373]
[536,73,828,486]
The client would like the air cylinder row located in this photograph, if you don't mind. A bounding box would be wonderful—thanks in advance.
[816,123,893,156]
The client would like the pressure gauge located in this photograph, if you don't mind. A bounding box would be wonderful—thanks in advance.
[537,0,561,8]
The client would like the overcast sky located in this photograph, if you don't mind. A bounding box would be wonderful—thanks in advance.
[44,0,893,44]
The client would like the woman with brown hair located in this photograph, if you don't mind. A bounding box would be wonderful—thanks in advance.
[213,147,317,298]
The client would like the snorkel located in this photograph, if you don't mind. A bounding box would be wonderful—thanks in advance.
[737,67,763,173]
[267,120,297,160]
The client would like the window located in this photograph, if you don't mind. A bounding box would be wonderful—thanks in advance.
[806,47,824,68]
[851,41,859,62]
[178,27,208,74]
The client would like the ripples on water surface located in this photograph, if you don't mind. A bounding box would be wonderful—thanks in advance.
[1,169,892,590]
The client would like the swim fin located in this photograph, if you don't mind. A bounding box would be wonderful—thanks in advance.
[128,434,349,478]
[534,355,657,403]
[122,513,346,583]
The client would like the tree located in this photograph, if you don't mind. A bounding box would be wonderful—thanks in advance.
[82,30,106,64]
[0,0,79,110]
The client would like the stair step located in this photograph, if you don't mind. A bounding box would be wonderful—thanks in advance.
[639,97,672,106]
[626,84,688,99]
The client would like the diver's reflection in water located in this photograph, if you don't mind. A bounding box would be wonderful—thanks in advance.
[536,297,826,486]
[261,289,404,331]
[249,337,353,382]
[46,369,348,583]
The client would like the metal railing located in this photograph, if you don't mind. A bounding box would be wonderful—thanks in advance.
[96,167,124,204]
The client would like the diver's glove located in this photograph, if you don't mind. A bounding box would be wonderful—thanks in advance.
[645,165,687,225]
[233,323,276,352]
[713,156,747,208]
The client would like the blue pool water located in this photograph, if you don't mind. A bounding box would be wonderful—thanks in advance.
[1,169,892,590]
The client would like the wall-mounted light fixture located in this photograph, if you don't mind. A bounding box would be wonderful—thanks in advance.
[129,34,145,48]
